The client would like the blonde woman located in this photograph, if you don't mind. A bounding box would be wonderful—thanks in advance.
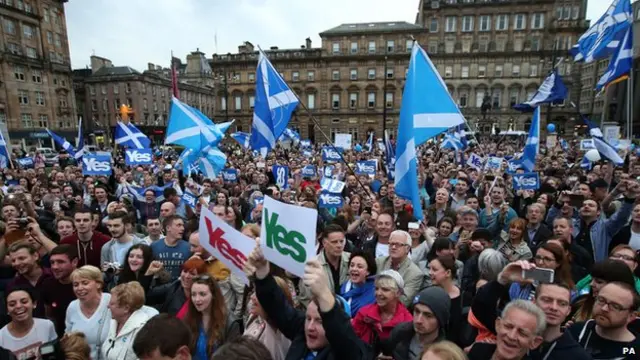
[422,341,467,360]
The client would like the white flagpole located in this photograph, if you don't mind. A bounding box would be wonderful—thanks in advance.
[628,70,634,139]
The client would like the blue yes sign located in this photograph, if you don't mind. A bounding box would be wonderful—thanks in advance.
[82,154,112,176]
[318,191,343,208]
[355,160,376,175]
[125,148,152,165]
[221,169,238,182]
[272,165,289,189]
[321,147,342,162]
[512,172,540,191]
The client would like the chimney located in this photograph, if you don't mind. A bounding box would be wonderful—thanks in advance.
[148,63,155,71]
[90,55,112,73]
[155,65,162,71]
[270,46,278,50]
[305,37,312,49]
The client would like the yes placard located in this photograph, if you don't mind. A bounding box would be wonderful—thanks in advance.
[260,196,317,278]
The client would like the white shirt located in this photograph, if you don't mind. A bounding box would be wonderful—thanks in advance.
[376,243,389,258]
[629,229,640,250]
[65,293,112,360]
[0,318,57,360]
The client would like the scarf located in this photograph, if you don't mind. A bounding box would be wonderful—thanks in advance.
[340,277,376,317]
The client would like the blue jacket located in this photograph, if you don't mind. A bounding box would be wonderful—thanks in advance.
[340,277,376,318]
[479,206,518,233]
[547,198,634,262]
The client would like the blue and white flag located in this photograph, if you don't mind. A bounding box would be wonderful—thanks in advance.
[559,138,569,151]
[466,153,483,170]
[513,71,568,112]
[302,165,316,177]
[318,191,344,209]
[571,0,632,63]
[0,130,10,168]
[181,189,198,210]
[165,97,221,150]
[596,27,633,91]
[82,153,112,176]
[583,116,624,165]
[250,49,299,153]
[125,148,153,165]
[580,156,593,171]
[272,165,289,189]
[395,43,464,220]
[512,172,540,191]
[384,130,395,180]
[17,157,33,168]
[300,139,312,148]
[115,121,151,149]
[221,169,238,182]
[198,143,227,179]
[46,129,75,157]
[485,157,503,170]
[175,149,199,176]
[321,147,342,162]
[282,128,301,145]
[230,132,251,149]
[511,107,540,172]
[365,132,374,152]
[440,133,464,150]
[320,178,345,193]
[75,118,85,160]
[355,160,377,176]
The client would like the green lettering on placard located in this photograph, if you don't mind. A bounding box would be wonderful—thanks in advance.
[264,208,307,262]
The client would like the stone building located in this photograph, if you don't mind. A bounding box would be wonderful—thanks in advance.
[0,0,77,149]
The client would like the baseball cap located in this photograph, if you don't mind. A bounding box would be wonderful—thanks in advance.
[378,270,405,291]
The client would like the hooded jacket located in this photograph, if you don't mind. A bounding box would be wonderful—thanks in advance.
[527,330,592,360]
[101,307,158,360]
[351,301,413,346]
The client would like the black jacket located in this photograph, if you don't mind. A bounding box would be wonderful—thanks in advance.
[523,223,553,252]
[382,322,445,360]
[146,279,186,315]
[255,274,372,360]
[528,330,591,360]
[361,235,379,259]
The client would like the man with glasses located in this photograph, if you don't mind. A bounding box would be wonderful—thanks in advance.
[568,282,640,359]
[375,230,424,307]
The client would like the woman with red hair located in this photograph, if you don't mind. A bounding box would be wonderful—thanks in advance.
[495,218,533,262]
[146,257,208,317]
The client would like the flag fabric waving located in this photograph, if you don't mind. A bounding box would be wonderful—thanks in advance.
[249,49,299,153]
[510,107,540,172]
[440,133,464,151]
[46,129,76,157]
[513,70,568,112]
[114,121,151,149]
[75,118,85,160]
[596,27,633,91]
[571,0,632,63]
[231,132,251,149]
[282,127,301,144]
[0,130,10,168]
[583,116,624,165]
[365,132,374,152]
[165,97,221,150]
[395,43,464,220]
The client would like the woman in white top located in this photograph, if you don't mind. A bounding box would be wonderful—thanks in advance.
[65,265,112,360]
[0,286,57,359]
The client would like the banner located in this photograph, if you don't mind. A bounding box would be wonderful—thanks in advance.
[321,147,342,162]
[17,157,34,168]
[323,165,334,178]
[355,160,376,175]
[334,133,352,149]
[260,196,317,278]
[301,165,316,177]
[182,189,198,209]
[485,157,503,170]
[199,207,253,284]
[272,165,289,189]
[580,139,595,150]
[318,191,343,208]
[603,125,620,145]
[82,154,112,176]
[221,168,238,182]
[546,134,557,149]
[512,172,540,190]
[466,153,483,170]
[125,148,152,165]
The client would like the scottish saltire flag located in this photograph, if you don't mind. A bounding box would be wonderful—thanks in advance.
[365,132,374,152]
[584,116,624,165]
[165,97,221,150]
[559,138,568,151]
[513,71,568,112]
[282,127,301,144]
[198,134,227,179]
[0,130,10,168]
[511,107,540,172]
[46,129,76,157]
[571,0,632,63]
[596,27,633,90]
[454,124,468,149]
[75,118,85,160]
[580,156,593,171]
[395,43,464,220]
[250,49,299,153]
[231,132,251,149]
[115,121,151,149]
[175,149,199,176]
[440,133,463,150]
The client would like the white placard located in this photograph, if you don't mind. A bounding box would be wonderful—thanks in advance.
[580,139,595,150]
[334,133,353,149]
[603,126,620,145]
[260,196,317,278]
[199,207,255,284]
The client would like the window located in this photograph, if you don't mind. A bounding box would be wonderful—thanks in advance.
[350,69,357,80]
[16,0,22,10]
[307,71,315,81]
[113,84,119,94]
[430,18,438,32]
[532,13,544,29]
[387,40,395,53]
[531,37,540,51]
[18,90,28,105]
[492,90,502,109]
[7,43,20,55]
[349,92,357,109]
[22,24,33,38]
[445,17,456,32]
[386,67,394,79]
[385,92,393,108]
[332,70,340,81]
[332,42,340,54]
[512,65,520,77]
[445,66,452,78]
[428,41,438,54]
[462,16,474,32]
[563,6,571,20]
[151,86,156,96]
[14,66,24,81]
[102,98,108,111]
[101,85,107,94]
[308,93,315,109]
[43,7,50,22]
[35,91,45,106]
[220,97,226,111]
[53,33,61,46]
[496,15,508,31]
[509,88,519,107]
[4,19,15,34]
[248,72,255,82]
[480,15,491,31]
[292,71,299,82]
[143,98,148,110]
[495,65,503,77]
[476,90,485,108]
[406,39,413,52]
[367,92,375,108]
[445,41,454,54]
[234,96,242,111]
[572,6,580,20]
[461,66,469,78]
[368,68,376,80]
[21,114,32,128]
[368,41,376,53]
[350,42,358,54]
[249,95,255,108]
[233,73,241,82]
[89,85,95,95]
[478,65,486,78]
[153,101,157,111]
[125,83,131,93]
[332,93,340,109]
[514,14,526,30]
[26,47,36,58]
[530,64,538,77]
[114,98,120,110]
[459,91,468,108]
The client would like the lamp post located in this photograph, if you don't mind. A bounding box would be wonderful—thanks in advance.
[383,54,388,137]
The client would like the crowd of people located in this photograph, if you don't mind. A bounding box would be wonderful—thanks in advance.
[0,135,638,360]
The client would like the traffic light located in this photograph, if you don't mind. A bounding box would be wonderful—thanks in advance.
[119,104,133,121]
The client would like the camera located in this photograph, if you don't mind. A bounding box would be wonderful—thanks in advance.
[16,218,30,229]
[104,262,121,274]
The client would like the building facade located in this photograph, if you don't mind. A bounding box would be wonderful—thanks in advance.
[0,0,77,149]
[73,51,215,145]
[211,0,589,142]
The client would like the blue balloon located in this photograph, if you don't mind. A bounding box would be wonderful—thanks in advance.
[547,123,556,133]
[354,144,362,152]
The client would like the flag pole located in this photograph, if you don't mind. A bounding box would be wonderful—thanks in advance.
[627,71,633,139]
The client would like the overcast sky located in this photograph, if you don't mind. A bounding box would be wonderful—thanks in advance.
[66,0,611,71]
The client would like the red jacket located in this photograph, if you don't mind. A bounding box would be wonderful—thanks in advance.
[351,301,413,345]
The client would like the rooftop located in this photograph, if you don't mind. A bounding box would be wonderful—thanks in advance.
[92,66,141,77]
[320,21,423,36]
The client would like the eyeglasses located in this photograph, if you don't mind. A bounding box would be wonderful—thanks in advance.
[594,296,632,312]
[388,242,409,248]
[610,253,637,262]
[534,255,556,264]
